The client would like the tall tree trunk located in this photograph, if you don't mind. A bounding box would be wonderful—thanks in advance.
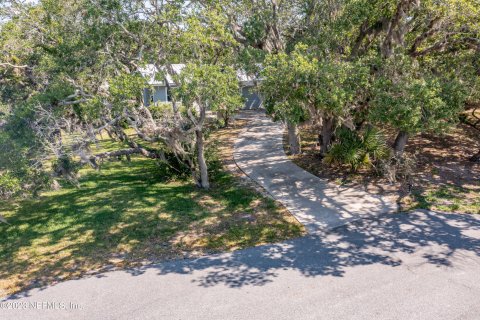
[319,117,335,157]
[223,111,230,128]
[195,129,209,189]
[393,130,409,157]
[287,121,301,155]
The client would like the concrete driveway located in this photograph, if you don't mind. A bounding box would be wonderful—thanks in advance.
[234,111,398,234]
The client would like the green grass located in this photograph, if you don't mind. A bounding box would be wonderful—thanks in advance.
[0,149,303,296]
[413,184,480,214]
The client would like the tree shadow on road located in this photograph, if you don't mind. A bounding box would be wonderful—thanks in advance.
[147,210,480,288]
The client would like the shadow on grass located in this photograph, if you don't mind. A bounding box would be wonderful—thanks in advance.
[0,157,301,296]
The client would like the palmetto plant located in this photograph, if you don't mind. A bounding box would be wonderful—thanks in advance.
[324,127,388,172]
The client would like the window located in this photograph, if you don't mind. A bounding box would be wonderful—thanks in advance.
[167,87,172,102]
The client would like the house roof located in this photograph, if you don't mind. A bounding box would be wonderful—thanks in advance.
[139,64,262,86]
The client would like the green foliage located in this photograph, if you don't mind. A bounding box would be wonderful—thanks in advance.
[0,127,50,199]
[242,12,269,45]
[174,64,243,115]
[110,73,145,106]
[34,80,75,106]
[1,0,479,196]
[0,171,22,199]
[370,55,467,134]
[156,153,192,182]
[261,44,314,124]
[174,5,238,65]
[149,102,175,118]
[52,155,80,180]
[313,59,369,119]
[324,127,389,171]
[261,44,369,125]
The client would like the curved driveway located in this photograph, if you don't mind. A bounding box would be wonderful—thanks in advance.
[234,110,397,233]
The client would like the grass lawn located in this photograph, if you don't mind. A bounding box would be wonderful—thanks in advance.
[0,124,304,296]
[409,183,480,214]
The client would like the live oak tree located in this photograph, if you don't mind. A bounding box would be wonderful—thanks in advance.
[261,43,369,156]
[312,59,369,157]
[370,55,467,156]
[339,0,480,155]
[174,64,242,188]
[1,0,479,197]
[261,45,314,154]
[0,0,241,194]
[220,0,315,155]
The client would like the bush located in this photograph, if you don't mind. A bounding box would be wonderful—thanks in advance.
[149,102,188,119]
[324,127,389,171]
[154,145,223,183]
[155,152,192,181]
[52,155,80,181]
[0,171,22,199]
[377,154,417,183]
[149,102,175,119]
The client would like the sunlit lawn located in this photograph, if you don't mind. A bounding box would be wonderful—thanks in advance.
[413,183,480,214]
[0,135,303,296]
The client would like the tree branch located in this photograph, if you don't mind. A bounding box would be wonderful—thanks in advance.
[0,62,30,69]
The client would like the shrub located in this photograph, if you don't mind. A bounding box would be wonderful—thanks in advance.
[154,146,223,183]
[324,127,388,171]
[0,171,22,199]
[156,152,192,181]
[377,153,417,183]
[52,155,80,181]
[149,102,187,119]
[149,102,175,119]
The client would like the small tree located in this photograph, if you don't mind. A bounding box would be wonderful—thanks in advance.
[261,45,315,154]
[174,64,243,189]
[261,44,368,156]
[313,59,369,156]
[371,55,467,156]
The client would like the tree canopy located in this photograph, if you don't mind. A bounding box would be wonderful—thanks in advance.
[0,0,479,197]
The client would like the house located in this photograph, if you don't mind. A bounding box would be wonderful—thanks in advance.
[139,64,263,109]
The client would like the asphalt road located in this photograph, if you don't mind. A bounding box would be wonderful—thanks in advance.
[2,210,480,320]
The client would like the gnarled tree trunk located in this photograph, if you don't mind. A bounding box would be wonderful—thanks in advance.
[393,130,409,157]
[195,129,209,189]
[319,116,335,157]
[470,149,480,163]
[287,121,301,155]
